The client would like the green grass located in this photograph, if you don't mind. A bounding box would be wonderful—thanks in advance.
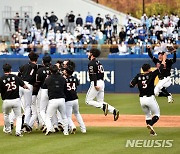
[0,127,179,154]
[0,94,180,154]
[0,93,180,115]
[78,93,180,115]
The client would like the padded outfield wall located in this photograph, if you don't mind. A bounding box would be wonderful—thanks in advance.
[0,58,179,93]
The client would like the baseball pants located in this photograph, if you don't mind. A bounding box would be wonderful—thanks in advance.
[140,95,160,120]
[154,77,172,96]
[86,80,115,113]
[2,98,22,134]
[19,81,33,125]
[66,99,86,133]
[45,98,68,134]
[39,88,49,125]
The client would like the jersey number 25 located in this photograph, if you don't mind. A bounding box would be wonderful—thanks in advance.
[5,81,17,91]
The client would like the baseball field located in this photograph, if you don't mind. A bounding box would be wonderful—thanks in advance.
[0,93,180,154]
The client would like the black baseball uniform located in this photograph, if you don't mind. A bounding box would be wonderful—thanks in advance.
[64,76,79,102]
[0,74,25,100]
[148,49,176,79]
[130,64,164,97]
[44,74,66,100]
[88,58,104,86]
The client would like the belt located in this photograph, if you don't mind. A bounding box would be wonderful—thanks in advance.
[159,76,170,80]
[140,95,153,97]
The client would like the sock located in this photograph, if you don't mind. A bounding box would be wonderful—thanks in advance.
[146,120,151,125]
[149,116,159,126]
[158,92,167,97]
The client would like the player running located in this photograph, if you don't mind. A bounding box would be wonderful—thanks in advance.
[63,64,86,134]
[130,54,166,136]
[147,45,176,103]
[85,49,119,121]
[0,64,28,137]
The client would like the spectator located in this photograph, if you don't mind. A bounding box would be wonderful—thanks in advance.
[104,25,112,40]
[57,39,68,54]
[42,37,50,54]
[34,12,41,29]
[118,41,128,55]
[14,12,20,32]
[85,12,94,29]
[68,11,75,34]
[112,15,118,34]
[104,14,112,29]
[119,28,126,42]
[47,29,55,41]
[64,13,69,31]
[0,40,8,54]
[95,13,102,30]
[55,30,62,43]
[110,39,119,54]
[76,14,83,26]
[43,12,50,36]
[138,25,147,41]
[24,12,31,32]
[49,11,58,29]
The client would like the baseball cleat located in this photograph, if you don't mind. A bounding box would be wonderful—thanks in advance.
[42,127,47,133]
[168,93,174,103]
[147,125,157,136]
[71,128,76,134]
[113,109,119,121]
[23,123,31,132]
[45,131,51,136]
[58,123,64,132]
[54,126,60,133]
[15,133,23,137]
[103,104,108,116]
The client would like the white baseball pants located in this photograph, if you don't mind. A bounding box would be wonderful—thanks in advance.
[154,77,172,96]
[66,99,86,133]
[19,81,33,125]
[140,95,160,120]
[45,98,68,134]
[86,80,115,113]
[2,98,22,134]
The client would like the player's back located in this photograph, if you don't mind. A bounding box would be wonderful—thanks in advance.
[65,76,79,102]
[20,62,38,85]
[44,74,66,100]
[36,66,51,88]
[136,70,158,97]
[0,74,24,100]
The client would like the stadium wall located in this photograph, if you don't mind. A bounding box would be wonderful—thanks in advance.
[0,58,179,93]
[0,0,140,36]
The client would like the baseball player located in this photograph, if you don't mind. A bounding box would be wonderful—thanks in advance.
[86,49,119,121]
[18,52,39,131]
[0,63,28,137]
[63,64,86,134]
[130,54,166,136]
[147,46,176,103]
[44,65,69,135]
[36,55,52,130]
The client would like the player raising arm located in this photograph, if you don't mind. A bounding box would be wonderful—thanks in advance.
[129,53,166,136]
[147,45,176,103]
